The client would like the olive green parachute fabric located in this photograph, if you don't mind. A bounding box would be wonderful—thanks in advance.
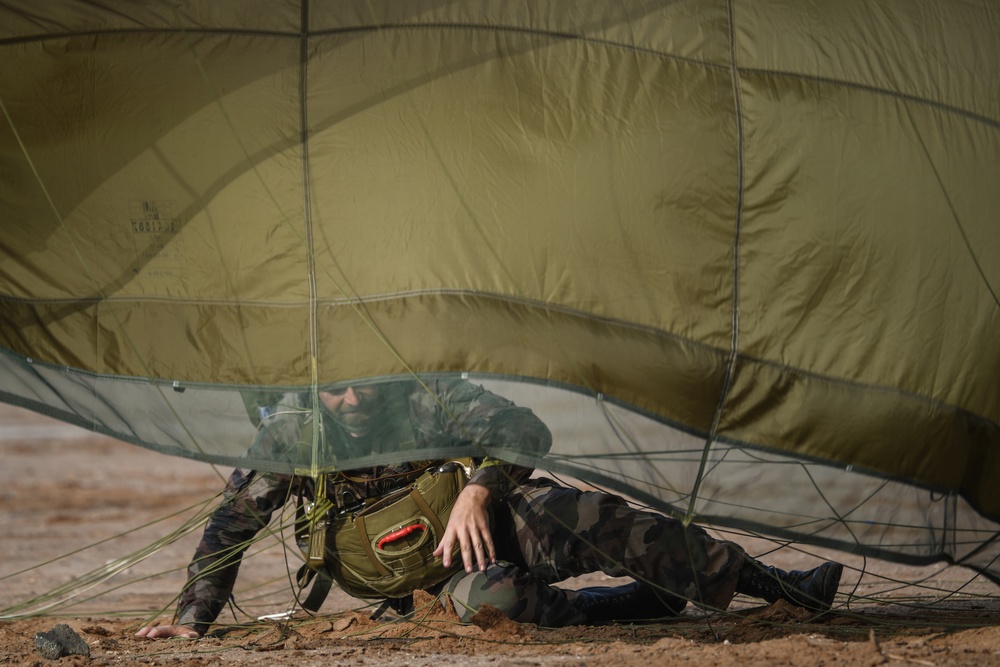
[1,2,998,580]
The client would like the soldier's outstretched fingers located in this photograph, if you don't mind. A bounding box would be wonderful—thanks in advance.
[135,624,199,639]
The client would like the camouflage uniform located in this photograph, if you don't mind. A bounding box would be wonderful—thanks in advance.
[176,379,746,634]
[441,478,746,626]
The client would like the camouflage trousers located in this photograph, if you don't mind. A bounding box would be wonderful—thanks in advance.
[438,478,747,627]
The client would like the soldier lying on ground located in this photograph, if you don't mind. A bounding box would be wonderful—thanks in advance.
[137,379,843,638]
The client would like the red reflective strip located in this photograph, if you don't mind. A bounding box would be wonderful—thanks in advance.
[377,523,426,550]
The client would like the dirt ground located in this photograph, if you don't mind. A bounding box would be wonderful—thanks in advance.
[3,402,1000,666]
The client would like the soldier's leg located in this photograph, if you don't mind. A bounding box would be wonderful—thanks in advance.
[435,485,687,627]
[438,560,686,626]
[505,478,746,611]
[505,478,842,613]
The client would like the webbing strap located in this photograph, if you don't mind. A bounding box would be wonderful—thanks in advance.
[297,564,335,613]
[408,488,445,538]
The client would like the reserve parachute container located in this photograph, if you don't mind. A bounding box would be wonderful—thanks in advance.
[1,1,998,581]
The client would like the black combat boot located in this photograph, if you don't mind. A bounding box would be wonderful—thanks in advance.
[736,560,843,612]
[576,581,687,624]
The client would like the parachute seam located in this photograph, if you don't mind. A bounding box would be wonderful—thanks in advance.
[719,0,746,443]
[739,66,1000,130]
[684,0,746,525]
[299,0,323,478]
[732,347,998,424]
[314,22,722,72]
[3,24,993,127]
[899,103,1000,311]
[0,29,297,47]
[0,24,722,73]
[0,288,726,354]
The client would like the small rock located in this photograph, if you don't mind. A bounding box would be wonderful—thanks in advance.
[34,624,91,660]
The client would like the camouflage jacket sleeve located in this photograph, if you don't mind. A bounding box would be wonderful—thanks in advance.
[176,468,294,635]
[414,379,553,499]
[467,459,533,499]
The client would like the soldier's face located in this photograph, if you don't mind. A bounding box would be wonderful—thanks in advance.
[319,385,381,433]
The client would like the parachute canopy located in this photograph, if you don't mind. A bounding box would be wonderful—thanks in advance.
[1,2,998,580]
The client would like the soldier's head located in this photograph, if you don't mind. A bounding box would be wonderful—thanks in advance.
[318,384,382,436]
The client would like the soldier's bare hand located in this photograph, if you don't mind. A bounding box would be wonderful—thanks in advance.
[135,624,200,639]
[434,483,495,573]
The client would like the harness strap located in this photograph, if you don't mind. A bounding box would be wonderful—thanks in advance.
[296,555,417,619]
[336,461,434,485]
[296,564,335,613]
[408,487,445,538]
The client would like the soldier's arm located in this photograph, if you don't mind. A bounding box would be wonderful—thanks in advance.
[428,380,553,572]
[159,469,293,637]
[431,379,552,497]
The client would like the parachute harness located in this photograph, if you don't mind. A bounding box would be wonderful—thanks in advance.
[302,473,333,570]
[292,460,474,614]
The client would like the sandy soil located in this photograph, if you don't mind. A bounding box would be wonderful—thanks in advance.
[3,402,1000,666]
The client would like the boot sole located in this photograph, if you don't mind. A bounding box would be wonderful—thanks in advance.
[812,561,844,611]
